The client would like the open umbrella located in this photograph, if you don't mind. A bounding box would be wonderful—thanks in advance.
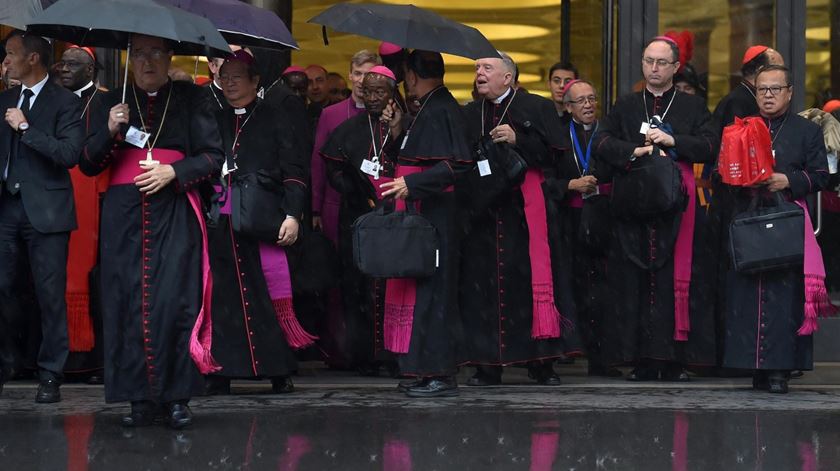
[308,3,499,60]
[0,0,58,30]
[27,0,230,102]
[162,0,297,50]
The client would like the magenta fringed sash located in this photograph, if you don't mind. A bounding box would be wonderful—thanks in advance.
[258,243,318,349]
[521,168,564,339]
[673,161,697,341]
[110,148,220,374]
[794,200,838,335]
[383,165,423,353]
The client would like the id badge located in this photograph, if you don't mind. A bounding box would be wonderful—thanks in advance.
[639,122,651,135]
[361,159,380,179]
[582,186,600,199]
[221,159,238,177]
[125,126,150,148]
[477,159,492,177]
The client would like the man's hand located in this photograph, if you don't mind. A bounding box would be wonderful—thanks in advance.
[490,124,516,145]
[646,128,675,147]
[108,103,130,137]
[381,99,403,136]
[277,217,300,246]
[134,163,175,194]
[633,145,654,157]
[766,172,790,192]
[568,175,598,194]
[380,176,409,200]
[5,108,26,131]
[312,215,323,231]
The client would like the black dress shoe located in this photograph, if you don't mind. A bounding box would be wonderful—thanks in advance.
[271,376,294,394]
[86,375,104,385]
[121,401,163,427]
[661,367,690,382]
[396,378,423,393]
[626,367,659,382]
[168,403,193,429]
[405,377,459,398]
[790,370,804,379]
[465,369,502,387]
[767,378,789,394]
[204,376,231,395]
[35,379,61,403]
[528,364,562,386]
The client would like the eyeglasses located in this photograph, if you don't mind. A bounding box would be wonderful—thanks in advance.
[218,74,246,84]
[643,57,676,68]
[129,49,167,61]
[756,85,791,96]
[567,95,598,106]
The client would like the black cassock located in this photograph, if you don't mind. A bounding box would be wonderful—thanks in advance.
[82,80,224,403]
[458,89,578,365]
[550,119,616,366]
[722,112,829,371]
[209,99,306,378]
[593,87,719,366]
[393,86,472,377]
[319,112,397,368]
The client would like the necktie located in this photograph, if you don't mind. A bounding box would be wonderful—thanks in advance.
[4,88,34,193]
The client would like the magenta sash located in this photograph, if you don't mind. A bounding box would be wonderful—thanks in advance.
[795,200,838,335]
[382,165,453,353]
[672,161,696,341]
[110,148,220,374]
[522,168,564,339]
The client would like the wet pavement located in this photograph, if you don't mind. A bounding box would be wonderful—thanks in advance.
[2,364,840,470]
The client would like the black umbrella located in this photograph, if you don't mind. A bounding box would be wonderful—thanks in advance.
[0,0,58,30]
[27,0,230,102]
[308,3,499,60]
[162,0,297,50]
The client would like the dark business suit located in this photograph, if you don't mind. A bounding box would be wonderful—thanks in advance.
[0,79,84,382]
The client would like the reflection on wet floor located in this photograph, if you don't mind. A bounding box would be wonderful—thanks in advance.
[0,407,836,470]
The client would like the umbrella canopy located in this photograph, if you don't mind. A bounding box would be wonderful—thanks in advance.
[308,3,499,60]
[26,0,230,56]
[0,0,57,30]
[161,0,297,50]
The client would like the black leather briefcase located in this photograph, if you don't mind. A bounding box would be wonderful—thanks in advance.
[611,150,686,220]
[352,200,439,279]
[231,170,286,242]
[729,192,805,273]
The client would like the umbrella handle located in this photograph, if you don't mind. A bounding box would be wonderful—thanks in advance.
[121,38,132,104]
[321,25,329,46]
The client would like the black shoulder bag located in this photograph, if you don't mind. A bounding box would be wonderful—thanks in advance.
[729,191,805,273]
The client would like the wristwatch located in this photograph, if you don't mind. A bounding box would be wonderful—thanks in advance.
[18,122,29,133]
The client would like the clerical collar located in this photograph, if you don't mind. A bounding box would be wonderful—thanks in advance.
[353,98,365,109]
[234,107,247,115]
[233,98,258,115]
[573,119,595,131]
[644,85,674,98]
[147,91,158,97]
[73,81,95,97]
[492,87,512,104]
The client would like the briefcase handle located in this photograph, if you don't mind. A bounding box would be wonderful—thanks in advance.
[747,190,786,211]
[374,197,419,215]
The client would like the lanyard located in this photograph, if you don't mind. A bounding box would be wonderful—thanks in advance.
[569,121,597,175]
[231,104,258,156]
[400,85,443,150]
[132,84,172,160]
[80,87,98,119]
[480,88,517,136]
[368,115,391,160]
[642,88,676,124]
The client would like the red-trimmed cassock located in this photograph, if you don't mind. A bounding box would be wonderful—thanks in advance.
[81,80,224,404]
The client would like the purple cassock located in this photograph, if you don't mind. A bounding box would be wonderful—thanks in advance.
[311,96,366,365]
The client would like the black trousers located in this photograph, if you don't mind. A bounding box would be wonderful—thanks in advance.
[0,193,69,381]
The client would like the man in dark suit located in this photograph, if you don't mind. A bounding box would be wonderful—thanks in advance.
[0,31,83,402]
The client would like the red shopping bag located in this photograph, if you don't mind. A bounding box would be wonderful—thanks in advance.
[718,116,774,186]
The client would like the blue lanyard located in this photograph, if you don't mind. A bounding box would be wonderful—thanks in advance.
[569,121,596,174]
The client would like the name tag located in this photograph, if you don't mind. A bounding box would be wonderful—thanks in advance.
[477,159,492,177]
[125,126,150,148]
[639,122,651,135]
[360,159,380,179]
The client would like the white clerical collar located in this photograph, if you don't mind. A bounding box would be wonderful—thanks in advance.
[645,85,674,98]
[147,91,158,97]
[234,107,247,115]
[22,73,49,99]
[73,81,95,97]
[573,119,594,131]
[492,87,512,104]
[353,98,365,109]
